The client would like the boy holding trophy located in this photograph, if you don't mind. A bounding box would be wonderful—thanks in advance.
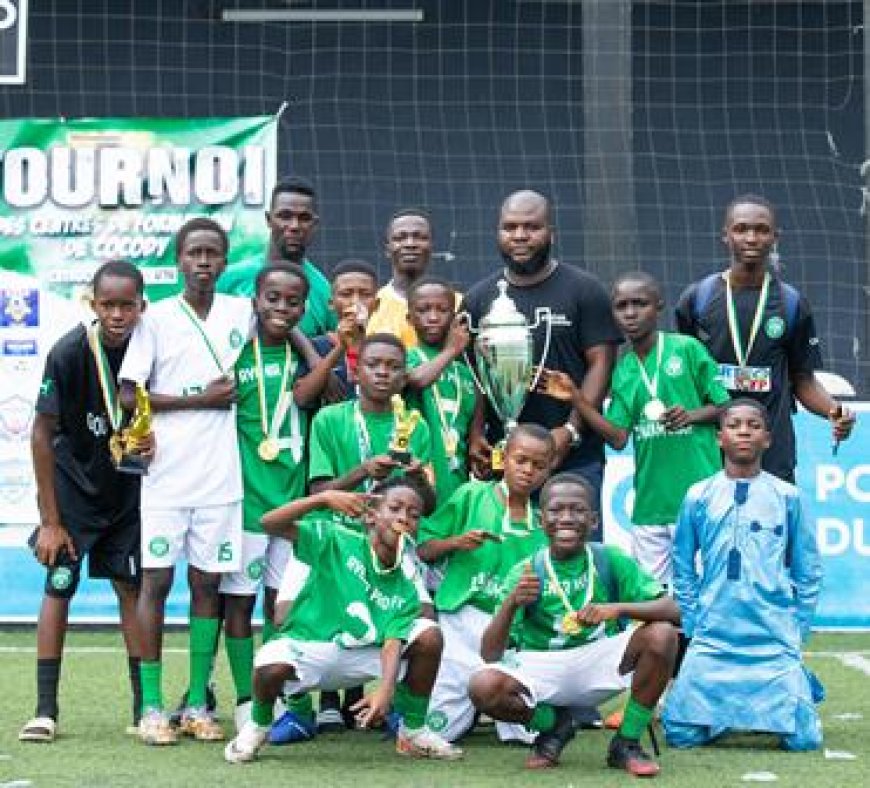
[20,261,151,743]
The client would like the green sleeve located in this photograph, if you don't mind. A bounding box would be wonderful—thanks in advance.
[293,516,330,566]
[604,359,635,431]
[383,592,420,642]
[308,408,339,481]
[411,416,432,464]
[606,545,665,603]
[418,482,471,544]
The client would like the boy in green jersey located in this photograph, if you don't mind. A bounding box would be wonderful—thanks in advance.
[537,271,729,587]
[220,263,355,731]
[470,473,679,775]
[405,277,478,506]
[416,424,553,743]
[224,477,463,763]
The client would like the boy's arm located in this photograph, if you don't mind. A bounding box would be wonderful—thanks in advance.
[293,341,345,408]
[261,489,368,542]
[660,403,722,432]
[480,564,539,662]
[119,377,236,413]
[31,413,77,566]
[575,597,680,627]
[350,638,403,728]
[786,494,823,643]
[405,319,470,390]
[309,455,399,495]
[671,495,701,637]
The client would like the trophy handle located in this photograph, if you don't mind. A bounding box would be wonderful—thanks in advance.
[462,346,507,425]
[528,307,553,391]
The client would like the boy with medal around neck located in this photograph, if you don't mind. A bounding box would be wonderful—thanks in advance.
[537,271,729,588]
[663,399,824,752]
[415,423,554,744]
[470,472,679,775]
[675,194,855,483]
[119,217,253,746]
[219,262,357,732]
[19,261,151,744]
[224,476,462,763]
[405,276,478,505]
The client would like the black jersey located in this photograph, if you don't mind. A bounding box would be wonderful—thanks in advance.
[462,262,621,469]
[675,272,822,481]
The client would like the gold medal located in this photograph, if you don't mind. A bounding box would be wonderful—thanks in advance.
[258,437,280,462]
[562,611,581,636]
[109,433,124,467]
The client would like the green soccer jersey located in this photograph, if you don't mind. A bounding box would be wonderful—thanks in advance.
[406,345,476,507]
[606,332,729,525]
[219,256,337,338]
[419,480,546,615]
[279,515,421,647]
[235,341,308,534]
[501,545,664,652]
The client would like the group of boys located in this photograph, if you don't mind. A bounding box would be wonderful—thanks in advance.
[19,181,856,778]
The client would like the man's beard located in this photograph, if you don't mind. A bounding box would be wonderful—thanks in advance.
[501,241,552,278]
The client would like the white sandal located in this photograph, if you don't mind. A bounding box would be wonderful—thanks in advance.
[19,716,57,743]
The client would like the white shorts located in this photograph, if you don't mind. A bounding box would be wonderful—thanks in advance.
[254,619,436,693]
[219,533,294,595]
[427,606,533,744]
[630,524,675,587]
[141,502,242,572]
[480,629,634,709]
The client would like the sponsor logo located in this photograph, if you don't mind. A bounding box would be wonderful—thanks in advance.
[149,536,170,557]
[0,287,39,327]
[2,338,37,356]
[765,315,785,339]
[0,394,33,441]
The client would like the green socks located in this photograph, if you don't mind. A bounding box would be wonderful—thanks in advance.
[528,702,556,732]
[225,636,254,703]
[252,699,274,727]
[394,682,429,730]
[261,618,277,645]
[140,660,163,713]
[619,696,655,741]
[287,693,314,721]
[188,616,220,708]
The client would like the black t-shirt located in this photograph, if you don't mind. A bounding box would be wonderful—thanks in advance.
[36,324,140,508]
[675,273,822,481]
[462,263,621,469]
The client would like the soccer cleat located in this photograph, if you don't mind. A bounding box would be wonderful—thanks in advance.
[525,707,577,769]
[139,708,178,746]
[269,710,318,745]
[18,716,57,743]
[169,684,218,727]
[316,706,345,733]
[607,733,661,777]
[396,724,463,760]
[179,705,225,741]
[224,721,270,764]
[604,709,624,730]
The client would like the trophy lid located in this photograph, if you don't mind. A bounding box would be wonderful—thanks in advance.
[480,280,527,328]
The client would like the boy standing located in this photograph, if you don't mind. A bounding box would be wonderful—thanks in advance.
[538,271,729,585]
[405,276,478,505]
[663,399,824,751]
[19,261,149,743]
[120,218,252,745]
[224,478,462,763]
[416,424,553,742]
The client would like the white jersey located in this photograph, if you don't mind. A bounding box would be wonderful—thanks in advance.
[120,293,252,508]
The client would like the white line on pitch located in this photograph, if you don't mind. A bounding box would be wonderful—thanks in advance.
[832,653,870,677]
[0,646,188,654]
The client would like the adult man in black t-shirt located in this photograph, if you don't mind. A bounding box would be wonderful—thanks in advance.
[675,195,855,482]
[462,189,621,521]
[19,261,150,743]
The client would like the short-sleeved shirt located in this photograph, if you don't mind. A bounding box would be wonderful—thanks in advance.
[278,515,421,646]
[218,256,336,338]
[606,332,729,525]
[406,344,476,506]
[36,324,140,511]
[235,340,308,533]
[501,545,664,651]
[366,283,419,348]
[119,294,252,508]
[418,480,546,614]
[675,273,822,481]
[461,263,621,470]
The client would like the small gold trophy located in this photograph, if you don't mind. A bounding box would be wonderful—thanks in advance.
[110,383,153,475]
[388,394,421,465]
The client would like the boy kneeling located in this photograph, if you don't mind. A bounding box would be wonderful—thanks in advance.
[225,477,462,763]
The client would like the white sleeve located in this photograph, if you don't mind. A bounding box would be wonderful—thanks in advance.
[276,554,312,604]
[119,314,157,386]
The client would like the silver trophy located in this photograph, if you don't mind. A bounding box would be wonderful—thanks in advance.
[465,279,552,470]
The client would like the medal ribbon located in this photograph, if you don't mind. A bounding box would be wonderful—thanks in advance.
[725,271,770,367]
[354,402,375,491]
[497,481,534,535]
[177,296,226,374]
[634,332,663,404]
[412,347,462,457]
[253,337,302,462]
[86,323,123,433]
[542,545,596,616]
[369,534,405,575]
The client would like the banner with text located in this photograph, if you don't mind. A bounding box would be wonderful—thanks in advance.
[0,116,277,523]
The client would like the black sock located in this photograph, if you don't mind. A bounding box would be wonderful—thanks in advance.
[320,690,340,712]
[36,657,61,720]
[128,656,142,725]
[673,632,691,677]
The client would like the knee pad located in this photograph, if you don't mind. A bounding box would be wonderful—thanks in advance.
[45,562,82,599]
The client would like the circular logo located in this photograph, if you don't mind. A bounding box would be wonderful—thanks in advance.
[664,356,684,377]
[425,710,448,733]
[50,566,73,591]
[149,536,170,557]
[765,316,785,339]
[229,328,244,349]
[246,558,265,581]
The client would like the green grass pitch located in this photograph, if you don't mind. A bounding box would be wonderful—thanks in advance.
[0,630,867,787]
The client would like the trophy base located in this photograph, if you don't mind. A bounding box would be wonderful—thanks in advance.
[114,453,149,476]
[389,449,412,466]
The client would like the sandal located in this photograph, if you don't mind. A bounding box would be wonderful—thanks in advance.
[19,716,57,743]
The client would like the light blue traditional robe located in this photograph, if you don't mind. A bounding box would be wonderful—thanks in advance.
[662,470,823,751]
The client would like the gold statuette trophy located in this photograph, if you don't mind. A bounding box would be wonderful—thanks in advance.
[110,383,152,475]
[388,394,421,465]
